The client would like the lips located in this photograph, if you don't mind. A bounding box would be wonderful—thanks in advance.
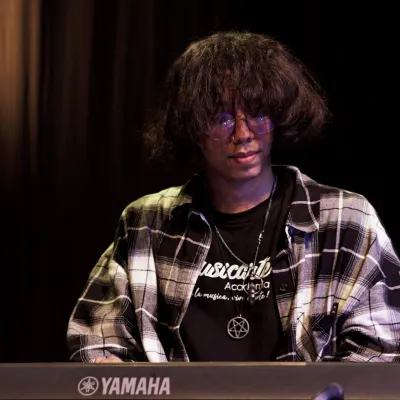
[229,150,260,158]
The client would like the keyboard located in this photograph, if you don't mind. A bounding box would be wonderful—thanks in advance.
[0,362,398,399]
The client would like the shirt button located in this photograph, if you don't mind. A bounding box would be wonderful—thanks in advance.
[280,283,288,292]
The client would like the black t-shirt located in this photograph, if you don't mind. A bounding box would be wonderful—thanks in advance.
[180,169,294,361]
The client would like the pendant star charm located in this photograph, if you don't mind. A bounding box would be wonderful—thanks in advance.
[227,316,250,339]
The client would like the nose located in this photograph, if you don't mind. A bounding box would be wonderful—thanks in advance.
[232,115,253,143]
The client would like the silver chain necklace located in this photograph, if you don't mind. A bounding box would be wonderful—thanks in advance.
[210,175,277,340]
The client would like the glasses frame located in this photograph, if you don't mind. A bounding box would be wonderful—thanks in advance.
[207,115,274,141]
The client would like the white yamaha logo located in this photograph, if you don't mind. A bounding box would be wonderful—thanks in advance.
[78,376,99,396]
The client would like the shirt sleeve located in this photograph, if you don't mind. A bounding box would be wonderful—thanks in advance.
[327,202,400,362]
[67,216,145,362]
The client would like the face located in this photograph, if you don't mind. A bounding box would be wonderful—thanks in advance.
[199,109,274,182]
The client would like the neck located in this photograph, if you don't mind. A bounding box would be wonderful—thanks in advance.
[206,167,275,214]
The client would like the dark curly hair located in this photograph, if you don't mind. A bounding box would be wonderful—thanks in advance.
[143,31,329,164]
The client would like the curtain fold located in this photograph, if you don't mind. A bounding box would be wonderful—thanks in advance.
[0,0,41,192]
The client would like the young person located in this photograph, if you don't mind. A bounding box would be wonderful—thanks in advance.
[67,31,400,363]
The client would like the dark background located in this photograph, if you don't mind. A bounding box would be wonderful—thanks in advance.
[1,0,397,362]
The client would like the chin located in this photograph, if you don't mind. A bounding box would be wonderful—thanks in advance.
[225,164,263,181]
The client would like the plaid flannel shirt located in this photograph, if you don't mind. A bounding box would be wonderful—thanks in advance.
[67,165,400,362]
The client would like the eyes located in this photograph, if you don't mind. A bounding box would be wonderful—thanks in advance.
[209,112,273,140]
[213,113,269,127]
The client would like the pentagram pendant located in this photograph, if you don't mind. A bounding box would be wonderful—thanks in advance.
[227,316,250,339]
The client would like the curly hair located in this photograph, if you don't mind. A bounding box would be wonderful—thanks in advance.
[143,31,329,164]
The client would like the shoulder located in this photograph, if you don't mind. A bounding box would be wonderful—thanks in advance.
[126,185,185,212]
[316,179,379,232]
[292,166,376,216]
[118,185,186,229]
[287,166,398,266]
[282,165,381,232]
[119,171,204,222]
[319,182,374,216]
[300,171,399,284]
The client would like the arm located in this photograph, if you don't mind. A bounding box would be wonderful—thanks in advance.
[329,205,400,362]
[67,220,145,362]
[334,277,400,362]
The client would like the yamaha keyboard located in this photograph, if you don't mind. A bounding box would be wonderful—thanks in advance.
[0,362,399,399]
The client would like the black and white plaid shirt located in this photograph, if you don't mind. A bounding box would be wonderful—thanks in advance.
[67,165,400,362]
